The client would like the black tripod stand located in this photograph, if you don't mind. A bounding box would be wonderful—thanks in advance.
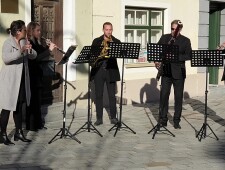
[192,50,222,141]
[108,42,140,137]
[48,45,81,144]
[147,43,179,139]
[73,46,102,137]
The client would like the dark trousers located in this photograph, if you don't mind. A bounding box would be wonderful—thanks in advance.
[0,69,26,134]
[94,67,117,120]
[0,101,24,133]
[26,87,42,130]
[160,76,185,124]
[0,91,26,133]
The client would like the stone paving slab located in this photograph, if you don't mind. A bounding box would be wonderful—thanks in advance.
[0,86,225,170]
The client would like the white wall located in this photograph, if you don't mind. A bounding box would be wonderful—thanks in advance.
[63,0,77,81]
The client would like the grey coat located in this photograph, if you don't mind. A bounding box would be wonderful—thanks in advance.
[0,35,37,111]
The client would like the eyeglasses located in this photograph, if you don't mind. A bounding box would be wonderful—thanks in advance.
[17,28,26,32]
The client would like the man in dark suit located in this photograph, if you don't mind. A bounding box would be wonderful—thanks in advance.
[155,20,192,129]
[218,42,225,81]
[91,22,120,126]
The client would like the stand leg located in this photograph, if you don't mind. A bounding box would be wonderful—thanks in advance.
[196,67,219,142]
[206,123,219,140]
[72,64,102,137]
[148,122,175,139]
[48,128,81,144]
[148,82,175,139]
[48,62,81,144]
[108,121,136,137]
[196,123,219,141]
[73,121,103,137]
[108,58,136,137]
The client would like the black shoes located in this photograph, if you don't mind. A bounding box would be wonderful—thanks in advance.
[0,130,32,145]
[14,129,32,143]
[0,133,15,145]
[160,122,167,127]
[174,123,181,129]
[94,120,103,126]
[111,118,118,124]
[94,118,118,125]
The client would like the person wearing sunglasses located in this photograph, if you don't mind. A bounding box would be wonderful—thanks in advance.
[154,19,192,129]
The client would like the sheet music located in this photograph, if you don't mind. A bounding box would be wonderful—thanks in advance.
[56,45,78,65]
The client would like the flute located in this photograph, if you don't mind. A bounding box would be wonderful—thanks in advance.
[41,36,66,54]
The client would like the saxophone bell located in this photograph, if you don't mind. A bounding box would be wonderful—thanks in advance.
[92,36,112,67]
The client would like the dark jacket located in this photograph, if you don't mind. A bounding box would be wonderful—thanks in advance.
[90,35,121,82]
[29,39,53,86]
[158,33,192,79]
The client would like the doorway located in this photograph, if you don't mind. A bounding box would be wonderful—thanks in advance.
[31,0,64,104]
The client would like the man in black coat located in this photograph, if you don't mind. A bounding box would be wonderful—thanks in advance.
[91,22,120,126]
[155,20,192,129]
[218,42,225,81]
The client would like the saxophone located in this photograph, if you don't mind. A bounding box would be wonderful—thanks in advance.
[92,35,112,67]
[156,20,182,81]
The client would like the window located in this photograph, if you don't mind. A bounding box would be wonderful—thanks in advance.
[125,7,164,64]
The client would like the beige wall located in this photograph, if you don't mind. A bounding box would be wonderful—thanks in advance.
[67,0,204,108]
[74,0,93,81]
[0,0,28,67]
[0,0,206,108]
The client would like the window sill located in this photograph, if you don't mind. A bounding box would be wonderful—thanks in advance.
[125,62,155,68]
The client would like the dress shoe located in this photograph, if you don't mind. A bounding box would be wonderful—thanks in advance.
[26,127,38,132]
[94,120,103,126]
[110,118,118,124]
[39,126,47,130]
[174,123,181,129]
[160,122,167,127]
[0,133,15,145]
[14,130,32,142]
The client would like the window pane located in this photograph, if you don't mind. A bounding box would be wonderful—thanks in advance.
[124,8,164,64]
[136,10,148,25]
[125,10,135,25]
[137,30,148,48]
[125,30,134,43]
[151,29,162,43]
[151,11,162,26]
[125,30,135,63]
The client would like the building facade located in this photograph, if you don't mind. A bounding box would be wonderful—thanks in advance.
[0,0,225,108]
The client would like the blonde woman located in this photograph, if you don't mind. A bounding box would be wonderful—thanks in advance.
[25,21,57,131]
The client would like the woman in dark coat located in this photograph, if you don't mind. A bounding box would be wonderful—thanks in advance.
[26,22,57,131]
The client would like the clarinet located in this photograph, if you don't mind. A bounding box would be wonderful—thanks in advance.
[156,21,182,81]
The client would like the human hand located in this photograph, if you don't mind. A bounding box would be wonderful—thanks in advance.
[49,42,57,51]
[154,62,161,69]
[217,42,225,50]
[21,42,32,54]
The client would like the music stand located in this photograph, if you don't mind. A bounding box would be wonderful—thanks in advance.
[191,50,223,141]
[108,42,140,137]
[147,43,179,139]
[72,46,103,137]
[48,45,81,144]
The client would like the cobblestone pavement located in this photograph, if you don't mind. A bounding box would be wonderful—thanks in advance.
[0,86,225,170]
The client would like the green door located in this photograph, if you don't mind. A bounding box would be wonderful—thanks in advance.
[208,8,220,84]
